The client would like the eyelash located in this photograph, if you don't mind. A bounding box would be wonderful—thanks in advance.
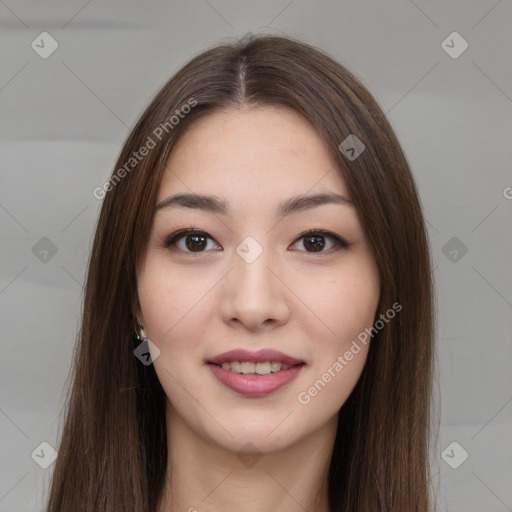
[163,228,349,254]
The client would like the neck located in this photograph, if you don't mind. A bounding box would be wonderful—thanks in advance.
[156,400,337,512]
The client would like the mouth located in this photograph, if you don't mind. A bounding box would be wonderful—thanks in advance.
[206,348,305,371]
[207,360,305,374]
[206,348,306,396]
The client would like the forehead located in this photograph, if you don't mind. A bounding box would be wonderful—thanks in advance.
[157,105,350,203]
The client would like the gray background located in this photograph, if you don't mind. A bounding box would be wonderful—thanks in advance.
[1,1,511,511]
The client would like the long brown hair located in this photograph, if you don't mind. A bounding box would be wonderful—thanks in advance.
[45,34,436,511]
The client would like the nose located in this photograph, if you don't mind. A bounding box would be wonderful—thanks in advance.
[220,244,291,332]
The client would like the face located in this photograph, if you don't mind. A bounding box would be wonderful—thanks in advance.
[136,105,380,454]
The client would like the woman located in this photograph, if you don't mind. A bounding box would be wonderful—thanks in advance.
[46,34,436,511]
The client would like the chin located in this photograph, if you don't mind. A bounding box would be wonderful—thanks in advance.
[210,427,300,456]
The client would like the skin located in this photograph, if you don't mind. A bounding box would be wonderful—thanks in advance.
[136,105,381,512]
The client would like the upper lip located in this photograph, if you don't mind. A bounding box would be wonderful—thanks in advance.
[207,348,305,366]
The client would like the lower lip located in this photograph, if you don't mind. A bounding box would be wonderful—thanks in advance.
[207,363,305,396]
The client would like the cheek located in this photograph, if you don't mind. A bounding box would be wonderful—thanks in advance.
[137,260,211,356]
[137,270,213,403]
[294,279,377,417]
[293,260,379,415]
[138,256,204,330]
[293,260,380,349]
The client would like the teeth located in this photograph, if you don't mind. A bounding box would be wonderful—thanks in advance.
[255,362,271,375]
[241,362,255,374]
[218,361,293,374]
[230,361,241,372]
[270,361,281,372]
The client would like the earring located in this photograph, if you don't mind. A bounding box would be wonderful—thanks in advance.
[135,324,146,341]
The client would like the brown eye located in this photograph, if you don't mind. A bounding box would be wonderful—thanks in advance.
[184,233,208,252]
[303,234,326,252]
[292,230,348,253]
[165,229,221,253]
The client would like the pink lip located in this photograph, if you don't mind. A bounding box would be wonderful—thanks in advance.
[207,348,304,366]
[206,349,306,397]
[208,363,305,397]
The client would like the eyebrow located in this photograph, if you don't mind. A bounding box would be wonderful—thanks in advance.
[155,191,353,218]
